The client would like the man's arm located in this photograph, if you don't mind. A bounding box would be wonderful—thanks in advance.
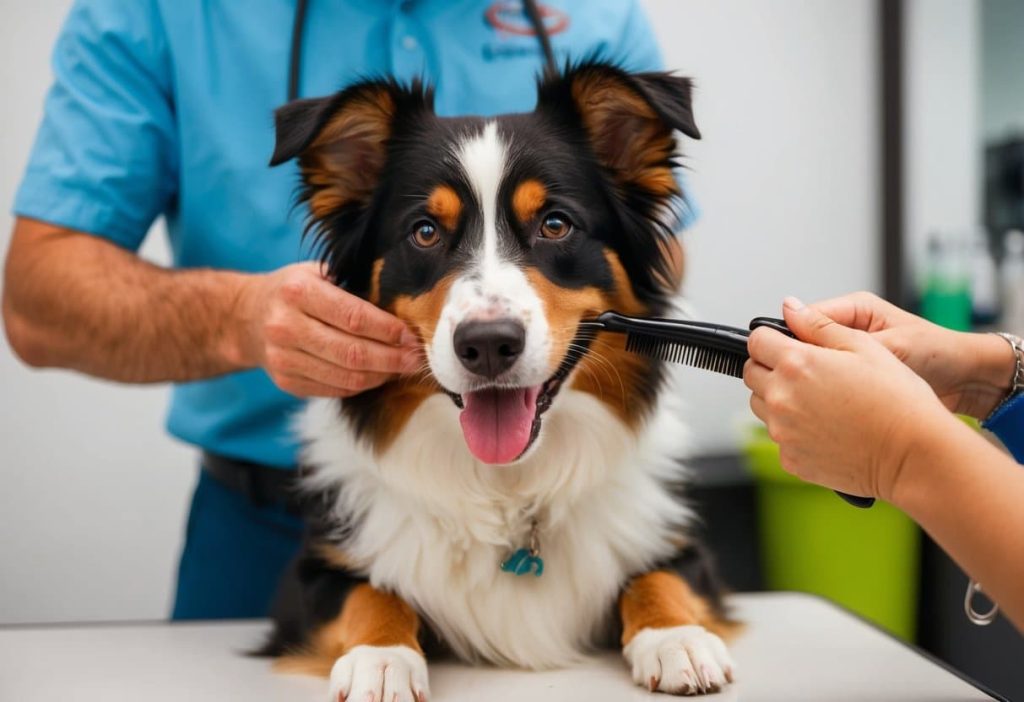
[3,217,419,396]
[4,217,248,381]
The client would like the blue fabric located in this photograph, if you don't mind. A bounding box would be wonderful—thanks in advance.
[171,469,303,620]
[982,393,1024,465]
[14,0,691,468]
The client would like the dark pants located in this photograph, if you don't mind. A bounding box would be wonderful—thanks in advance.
[171,469,303,620]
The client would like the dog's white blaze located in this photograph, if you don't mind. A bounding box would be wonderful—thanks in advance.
[427,123,552,395]
[298,369,693,669]
[458,121,504,274]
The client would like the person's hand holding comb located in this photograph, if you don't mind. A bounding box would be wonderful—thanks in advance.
[743,296,950,506]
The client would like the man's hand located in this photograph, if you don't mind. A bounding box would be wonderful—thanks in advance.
[3,218,421,391]
[234,262,421,398]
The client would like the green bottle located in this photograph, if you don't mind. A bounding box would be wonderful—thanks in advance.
[920,234,971,331]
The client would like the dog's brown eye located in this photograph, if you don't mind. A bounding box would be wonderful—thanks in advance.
[539,213,573,240]
[412,221,440,248]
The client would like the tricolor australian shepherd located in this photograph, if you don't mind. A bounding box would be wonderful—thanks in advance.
[262,61,737,699]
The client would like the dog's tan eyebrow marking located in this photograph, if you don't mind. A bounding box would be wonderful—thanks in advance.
[426,185,462,231]
[512,179,547,225]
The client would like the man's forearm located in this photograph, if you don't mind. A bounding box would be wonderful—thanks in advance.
[3,219,255,383]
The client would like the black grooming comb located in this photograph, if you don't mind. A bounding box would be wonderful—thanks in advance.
[578,311,788,379]
[579,311,875,509]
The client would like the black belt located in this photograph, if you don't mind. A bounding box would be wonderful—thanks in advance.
[201,451,305,514]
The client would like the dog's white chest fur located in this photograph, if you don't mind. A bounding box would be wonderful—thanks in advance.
[299,385,691,669]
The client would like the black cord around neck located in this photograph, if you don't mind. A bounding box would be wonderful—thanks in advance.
[286,0,558,103]
[288,0,309,101]
[522,0,558,77]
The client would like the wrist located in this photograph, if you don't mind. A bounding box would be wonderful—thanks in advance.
[219,272,264,370]
[954,332,1017,418]
[887,409,974,512]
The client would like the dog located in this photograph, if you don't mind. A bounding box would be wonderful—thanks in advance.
[260,60,737,699]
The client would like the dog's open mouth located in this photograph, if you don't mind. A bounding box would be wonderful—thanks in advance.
[457,385,542,464]
[445,330,594,465]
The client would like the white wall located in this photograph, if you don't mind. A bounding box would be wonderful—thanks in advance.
[644,0,879,452]
[0,0,195,624]
[981,0,1024,143]
[903,0,980,281]
[1,1,880,623]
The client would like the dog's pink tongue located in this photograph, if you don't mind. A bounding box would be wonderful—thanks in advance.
[459,386,540,464]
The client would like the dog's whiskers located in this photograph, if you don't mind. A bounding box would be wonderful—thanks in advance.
[585,337,631,401]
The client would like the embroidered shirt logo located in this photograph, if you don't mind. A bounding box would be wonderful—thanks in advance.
[484,1,570,37]
[482,1,569,61]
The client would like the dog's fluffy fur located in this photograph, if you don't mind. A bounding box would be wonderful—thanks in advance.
[260,61,737,698]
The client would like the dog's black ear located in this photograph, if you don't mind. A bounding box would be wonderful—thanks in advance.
[537,62,699,198]
[269,96,336,167]
[628,71,701,141]
[269,80,430,219]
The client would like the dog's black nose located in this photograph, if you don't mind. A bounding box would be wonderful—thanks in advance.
[453,319,526,379]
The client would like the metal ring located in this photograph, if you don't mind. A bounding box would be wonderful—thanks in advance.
[964,579,999,626]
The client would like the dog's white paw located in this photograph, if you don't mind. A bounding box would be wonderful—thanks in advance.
[328,645,429,702]
[623,625,735,696]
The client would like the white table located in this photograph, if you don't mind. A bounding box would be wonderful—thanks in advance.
[0,592,997,701]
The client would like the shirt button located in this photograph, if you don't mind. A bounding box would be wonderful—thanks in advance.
[402,35,418,51]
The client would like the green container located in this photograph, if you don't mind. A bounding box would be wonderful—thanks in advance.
[920,279,971,331]
[743,425,920,641]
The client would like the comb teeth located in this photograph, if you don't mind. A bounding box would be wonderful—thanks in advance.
[625,332,746,378]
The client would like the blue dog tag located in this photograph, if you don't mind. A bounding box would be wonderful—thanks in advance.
[500,548,544,577]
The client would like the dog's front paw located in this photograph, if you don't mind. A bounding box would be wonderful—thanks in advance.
[328,644,429,702]
[623,625,735,696]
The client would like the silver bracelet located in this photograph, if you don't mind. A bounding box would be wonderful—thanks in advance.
[990,332,1024,414]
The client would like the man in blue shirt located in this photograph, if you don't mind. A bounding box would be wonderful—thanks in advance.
[3,0,687,619]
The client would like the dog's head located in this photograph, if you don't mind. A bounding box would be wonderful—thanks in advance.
[272,61,699,464]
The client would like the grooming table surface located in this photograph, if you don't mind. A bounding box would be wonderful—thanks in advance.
[0,592,996,701]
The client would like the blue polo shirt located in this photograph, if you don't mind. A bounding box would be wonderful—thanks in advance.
[15,0,692,468]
